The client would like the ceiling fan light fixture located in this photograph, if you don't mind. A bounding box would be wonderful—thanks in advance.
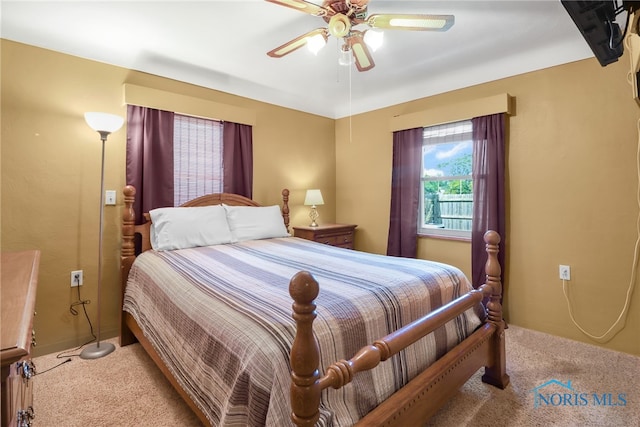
[363,29,383,52]
[329,14,351,38]
[306,33,327,55]
[268,28,327,58]
[265,1,455,72]
[338,45,353,66]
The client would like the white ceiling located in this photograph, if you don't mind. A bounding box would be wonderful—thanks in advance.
[1,0,602,119]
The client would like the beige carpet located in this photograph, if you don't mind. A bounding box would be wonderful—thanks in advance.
[33,339,202,426]
[426,326,639,427]
[32,325,639,426]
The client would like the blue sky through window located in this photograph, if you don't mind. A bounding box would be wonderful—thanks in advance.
[423,141,472,177]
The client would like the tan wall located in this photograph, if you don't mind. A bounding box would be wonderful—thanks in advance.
[3,39,639,357]
[1,40,335,356]
[336,56,640,355]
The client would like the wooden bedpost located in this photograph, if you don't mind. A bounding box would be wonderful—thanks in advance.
[282,188,290,232]
[120,185,137,346]
[480,230,510,389]
[289,271,321,427]
[122,185,136,259]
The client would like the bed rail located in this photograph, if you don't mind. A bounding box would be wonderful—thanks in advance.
[289,230,508,426]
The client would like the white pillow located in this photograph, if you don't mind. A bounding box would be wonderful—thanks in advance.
[149,205,233,251]
[224,205,290,242]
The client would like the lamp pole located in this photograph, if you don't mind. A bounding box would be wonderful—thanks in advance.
[80,113,123,359]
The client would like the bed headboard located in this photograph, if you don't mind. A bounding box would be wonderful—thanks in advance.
[121,185,291,258]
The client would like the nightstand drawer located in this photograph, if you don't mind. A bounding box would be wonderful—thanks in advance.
[315,233,353,247]
[293,224,357,249]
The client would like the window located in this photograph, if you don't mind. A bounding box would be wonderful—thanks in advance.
[173,114,223,206]
[419,120,473,238]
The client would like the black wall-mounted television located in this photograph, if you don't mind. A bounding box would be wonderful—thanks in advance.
[561,0,623,66]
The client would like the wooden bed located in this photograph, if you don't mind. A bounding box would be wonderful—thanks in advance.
[119,185,509,426]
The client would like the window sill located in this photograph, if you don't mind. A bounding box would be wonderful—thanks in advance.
[418,232,471,243]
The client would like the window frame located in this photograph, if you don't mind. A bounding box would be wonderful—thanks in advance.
[418,120,473,240]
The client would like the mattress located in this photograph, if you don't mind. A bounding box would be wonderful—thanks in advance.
[123,237,483,426]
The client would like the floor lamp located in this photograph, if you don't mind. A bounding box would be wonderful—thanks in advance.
[80,112,124,359]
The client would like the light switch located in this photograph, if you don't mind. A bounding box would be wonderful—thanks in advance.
[105,190,116,205]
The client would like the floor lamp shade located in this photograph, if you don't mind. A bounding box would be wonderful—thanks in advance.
[79,112,123,360]
[84,112,124,134]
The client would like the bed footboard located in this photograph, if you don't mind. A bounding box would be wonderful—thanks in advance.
[289,230,509,426]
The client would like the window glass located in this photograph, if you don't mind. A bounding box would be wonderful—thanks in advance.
[420,120,473,238]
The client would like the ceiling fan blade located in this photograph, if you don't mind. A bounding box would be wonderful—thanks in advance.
[265,0,332,17]
[267,28,328,58]
[346,32,375,72]
[367,14,455,31]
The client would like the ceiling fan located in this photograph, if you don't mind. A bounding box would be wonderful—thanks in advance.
[265,0,454,72]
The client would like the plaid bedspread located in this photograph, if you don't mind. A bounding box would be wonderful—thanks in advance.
[123,237,483,426]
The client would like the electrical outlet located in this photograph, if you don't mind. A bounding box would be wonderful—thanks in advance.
[71,270,83,287]
[105,190,116,205]
[559,265,571,281]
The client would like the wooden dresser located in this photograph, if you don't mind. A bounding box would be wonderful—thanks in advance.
[1,250,40,427]
[293,224,357,249]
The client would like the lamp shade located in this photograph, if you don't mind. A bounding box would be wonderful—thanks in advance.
[306,33,327,55]
[363,29,384,52]
[304,189,324,206]
[84,112,124,133]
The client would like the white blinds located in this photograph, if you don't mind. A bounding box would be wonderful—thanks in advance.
[173,114,223,206]
[423,120,473,145]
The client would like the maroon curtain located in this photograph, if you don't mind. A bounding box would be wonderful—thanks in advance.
[223,121,253,198]
[387,127,423,257]
[126,105,175,224]
[471,113,506,289]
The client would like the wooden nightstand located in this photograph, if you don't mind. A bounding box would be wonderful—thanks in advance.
[293,224,357,249]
